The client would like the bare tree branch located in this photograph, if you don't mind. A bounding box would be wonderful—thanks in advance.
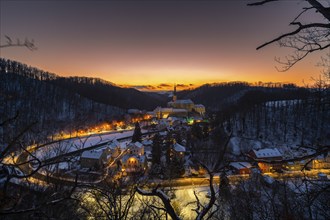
[248,0,330,71]
[195,163,217,220]
[0,111,19,127]
[307,0,330,21]
[0,36,37,50]
[1,121,37,161]
[247,0,279,6]
[256,23,330,50]
[136,185,181,220]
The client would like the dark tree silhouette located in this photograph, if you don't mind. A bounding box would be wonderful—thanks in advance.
[165,132,173,166]
[248,0,330,71]
[132,122,142,143]
[151,133,161,165]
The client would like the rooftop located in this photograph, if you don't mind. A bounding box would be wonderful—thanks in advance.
[230,162,252,170]
[81,150,103,159]
[253,148,282,159]
[173,99,194,104]
[173,143,186,152]
[142,139,153,146]
[129,141,144,149]
[108,139,120,149]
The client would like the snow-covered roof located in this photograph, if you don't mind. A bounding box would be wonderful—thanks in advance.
[174,99,194,104]
[129,141,144,149]
[122,155,138,163]
[58,162,69,170]
[145,151,152,159]
[194,104,205,108]
[81,150,103,159]
[108,139,120,149]
[173,143,186,152]
[139,155,146,163]
[167,117,178,121]
[146,111,155,116]
[155,107,173,112]
[263,175,275,184]
[128,109,141,114]
[253,148,282,159]
[230,162,252,170]
[142,139,153,146]
[172,109,188,113]
[316,155,326,160]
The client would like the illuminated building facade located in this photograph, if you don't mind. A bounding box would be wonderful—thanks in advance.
[154,85,205,119]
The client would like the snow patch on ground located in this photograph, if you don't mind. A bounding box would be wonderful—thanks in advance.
[229,137,265,156]
[229,137,241,156]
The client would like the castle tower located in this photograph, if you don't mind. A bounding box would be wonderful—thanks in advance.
[173,84,177,102]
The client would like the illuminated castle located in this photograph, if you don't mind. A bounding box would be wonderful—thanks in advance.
[154,85,205,119]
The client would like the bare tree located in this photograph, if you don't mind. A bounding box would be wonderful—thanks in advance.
[0,115,79,218]
[248,0,330,71]
[0,35,37,51]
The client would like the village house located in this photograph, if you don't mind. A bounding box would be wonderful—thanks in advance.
[230,162,252,175]
[121,155,147,174]
[80,150,106,170]
[127,141,144,156]
[283,160,306,171]
[249,148,283,173]
[142,139,153,161]
[309,154,330,169]
[193,104,206,116]
[172,142,186,160]
[104,140,121,162]
[141,139,153,153]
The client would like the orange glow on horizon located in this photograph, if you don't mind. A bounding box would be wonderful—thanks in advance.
[41,59,318,90]
[2,51,320,90]
[1,0,326,91]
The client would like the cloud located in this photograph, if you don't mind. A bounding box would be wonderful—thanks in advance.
[158,83,172,88]
[124,83,196,91]
[176,84,189,88]
[131,85,157,90]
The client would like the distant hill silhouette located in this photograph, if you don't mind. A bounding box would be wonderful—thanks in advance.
[50,77,167,110]
[0,58,167,110]
[177,82,310,111]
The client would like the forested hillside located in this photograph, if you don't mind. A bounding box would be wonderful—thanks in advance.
[49,77,167,110]
[0,59,167,110]
[178,82,310,111]
[221,96,330,157]
[0,59,124,146]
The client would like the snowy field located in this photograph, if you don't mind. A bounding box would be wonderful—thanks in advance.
[131,186,212,220]
[34,130,146,161]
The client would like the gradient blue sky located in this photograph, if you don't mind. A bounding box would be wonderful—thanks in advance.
[1,0,328,89]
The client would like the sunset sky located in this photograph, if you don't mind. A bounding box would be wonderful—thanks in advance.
[1,0,328,90]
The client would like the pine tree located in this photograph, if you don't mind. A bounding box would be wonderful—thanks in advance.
[151,134,161,165]
[165,132,173,165]
[132,122,142,143]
